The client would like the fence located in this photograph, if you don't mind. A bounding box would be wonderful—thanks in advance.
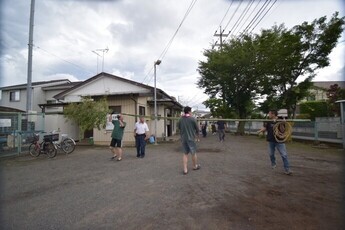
[227,117,343,144]
[0,112,45,157]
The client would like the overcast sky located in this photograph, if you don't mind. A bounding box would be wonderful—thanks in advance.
[0,0,344,110]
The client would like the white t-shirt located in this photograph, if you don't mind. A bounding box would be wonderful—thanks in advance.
[135,122,149,135]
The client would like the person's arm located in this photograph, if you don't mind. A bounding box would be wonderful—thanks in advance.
[144,123,150,140]
[134,123,137,137]
[257,123,267,133]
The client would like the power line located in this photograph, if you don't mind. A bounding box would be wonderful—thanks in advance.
[249,0,278,33]
[235,0,263,37]
[34,45,94,74]
[223,0,244,32]
[160,0,197,60]
[142,0,198,85]
[229,0,255,36]
[241,0,271,35]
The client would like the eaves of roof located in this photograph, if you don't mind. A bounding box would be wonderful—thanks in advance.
[53,72,175,101]
[0,79,71,91]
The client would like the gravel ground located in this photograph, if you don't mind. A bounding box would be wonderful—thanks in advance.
[0,134,344,230]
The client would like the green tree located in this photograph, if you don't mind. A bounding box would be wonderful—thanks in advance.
[197,35,260,134]
[327,84,345,116]
[258,12,345,118]
[64,96,110,139]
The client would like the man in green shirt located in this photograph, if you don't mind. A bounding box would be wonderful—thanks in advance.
[177,106,200,175]
[109,114,126,161]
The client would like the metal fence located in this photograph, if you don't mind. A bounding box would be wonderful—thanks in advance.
[227,117,343,144]
[0,112,45,157]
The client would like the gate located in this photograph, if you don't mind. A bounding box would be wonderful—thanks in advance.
[0,112,45,157]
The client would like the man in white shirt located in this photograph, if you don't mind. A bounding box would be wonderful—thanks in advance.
[134,116,150,158]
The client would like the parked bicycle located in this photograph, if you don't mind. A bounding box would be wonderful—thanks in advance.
[54,133,76,154]
[29,132,58,158]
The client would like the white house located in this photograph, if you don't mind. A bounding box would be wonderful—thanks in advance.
[0,73,183,146]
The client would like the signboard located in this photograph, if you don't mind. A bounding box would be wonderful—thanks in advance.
[0,119,11,127]
[105,114,119,131]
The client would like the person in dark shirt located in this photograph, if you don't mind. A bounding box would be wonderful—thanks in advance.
[258,110,292,175]
[216,116,226,142]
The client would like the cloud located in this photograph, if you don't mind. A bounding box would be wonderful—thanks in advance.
[0,0,344,112]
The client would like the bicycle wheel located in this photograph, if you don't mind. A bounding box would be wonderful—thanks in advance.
[61,138,76,154]
[29,143,41,157]
[45,142,57,158]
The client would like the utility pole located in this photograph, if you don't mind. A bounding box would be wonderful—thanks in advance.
[26,0,36,113]
[213,26,229,50]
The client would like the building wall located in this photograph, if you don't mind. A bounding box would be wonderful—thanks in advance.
[45,114,79,141]
[0,89,28,111]
[93,96,137,146]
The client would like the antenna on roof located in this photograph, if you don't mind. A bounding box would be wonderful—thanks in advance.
[93,47,109,73]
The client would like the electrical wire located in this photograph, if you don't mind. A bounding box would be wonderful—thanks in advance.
[230,0,255,36]
[236,0,263,37]
[223,0,244,33]
[228,0,255,37]
[249,0,277,33]
[241,0,271,35]
[34,45,94,74]
[141,0,198,85]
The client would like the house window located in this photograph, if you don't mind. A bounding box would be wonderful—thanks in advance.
[10,91,20,102]
[109,106,121,114]
[139,106,146,116]
[47,100,57,104]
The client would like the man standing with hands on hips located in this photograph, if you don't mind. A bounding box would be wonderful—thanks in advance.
[134,116,150,158]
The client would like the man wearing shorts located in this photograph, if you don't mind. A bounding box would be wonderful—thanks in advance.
[109,113,126,161]
[177,106,200,175]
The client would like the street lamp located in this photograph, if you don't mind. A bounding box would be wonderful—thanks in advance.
[154,59,161,145]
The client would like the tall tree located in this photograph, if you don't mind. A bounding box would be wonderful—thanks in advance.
[198,35,260,134]
[258,12,345,118]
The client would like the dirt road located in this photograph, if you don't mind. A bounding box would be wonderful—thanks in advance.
[0,134,344,229]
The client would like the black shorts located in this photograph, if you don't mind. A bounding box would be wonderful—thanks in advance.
[110,138,122,148]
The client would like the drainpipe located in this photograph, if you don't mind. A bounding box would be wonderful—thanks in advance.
[130,94,138,119]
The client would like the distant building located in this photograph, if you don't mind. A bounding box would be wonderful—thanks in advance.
[305,81,345,101]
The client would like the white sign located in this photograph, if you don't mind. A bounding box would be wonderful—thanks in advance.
[0,119,11,127]
[105,114,119,131]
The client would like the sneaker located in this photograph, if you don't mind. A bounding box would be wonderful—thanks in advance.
[271,164,277,169]
[110,156,117,160]
[284,170,292,175]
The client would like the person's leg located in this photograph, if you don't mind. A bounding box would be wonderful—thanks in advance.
[183,153,188,173]
[182,141,189,174]
[218,130,222,141]
[141,136,146,157]
[109,139,117,159]
[268,142,276,167]
[222,130,225,141]
[117,147,123,160]
[192,153,198,168]
[276,143,290,172]
[135,136,140,157]
[116,139,123,160]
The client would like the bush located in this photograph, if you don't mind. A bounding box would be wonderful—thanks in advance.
[299,101,331,120]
